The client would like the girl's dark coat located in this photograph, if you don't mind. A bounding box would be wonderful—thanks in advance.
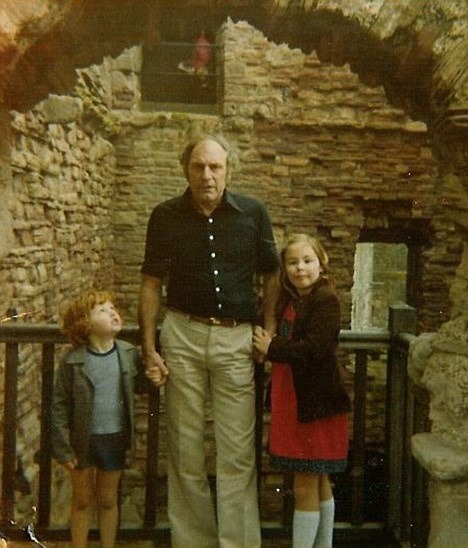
[267,277,351,423]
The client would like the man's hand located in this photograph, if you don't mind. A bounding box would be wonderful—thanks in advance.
[63,459,78,471]
[144,349,169,387]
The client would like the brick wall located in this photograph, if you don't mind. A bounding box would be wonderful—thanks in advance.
[112,20,461,333]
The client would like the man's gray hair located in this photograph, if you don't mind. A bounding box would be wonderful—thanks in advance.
[180,132,239,181]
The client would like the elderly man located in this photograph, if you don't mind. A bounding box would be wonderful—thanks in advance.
[139,133,279,547]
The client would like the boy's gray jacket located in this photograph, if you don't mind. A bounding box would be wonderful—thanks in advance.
[51,340,147,467]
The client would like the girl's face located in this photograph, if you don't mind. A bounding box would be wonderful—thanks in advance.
[283,242,322,296]
[88,300,122,339]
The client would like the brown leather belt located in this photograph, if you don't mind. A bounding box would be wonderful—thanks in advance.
[168,307,241,328]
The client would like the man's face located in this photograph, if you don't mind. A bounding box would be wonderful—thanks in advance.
[187,139,228,211]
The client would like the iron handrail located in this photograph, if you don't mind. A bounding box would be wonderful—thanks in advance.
[0,318,424,545]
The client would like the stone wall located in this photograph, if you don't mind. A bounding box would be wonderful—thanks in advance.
[0,61,120,525]
[221,20,464,332]
[5,99,117,322]
[0,46,157,526]
[112,20,461,336]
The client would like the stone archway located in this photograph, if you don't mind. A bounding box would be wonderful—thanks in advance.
[0,1,467,123]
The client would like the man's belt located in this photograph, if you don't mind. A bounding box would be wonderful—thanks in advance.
[167,307,242,328]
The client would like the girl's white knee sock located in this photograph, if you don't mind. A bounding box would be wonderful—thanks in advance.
[292,509,320,548]
[314,497,335,547]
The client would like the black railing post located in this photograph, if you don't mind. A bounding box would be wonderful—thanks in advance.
[1,341,19,525]
[409,385,430,547]
[37,342,55,527]
[282,473,294,529]
[351,349,368,526]
[254,361,265,493]
[143,386,160,528]
[143,328,162,530]
[386,304,416,540]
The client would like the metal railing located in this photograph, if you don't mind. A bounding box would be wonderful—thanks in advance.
[0,305,429,545]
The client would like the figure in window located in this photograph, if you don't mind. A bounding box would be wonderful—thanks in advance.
[178,30,212,87]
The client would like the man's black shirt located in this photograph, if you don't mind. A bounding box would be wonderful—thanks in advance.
[141,189,279,322]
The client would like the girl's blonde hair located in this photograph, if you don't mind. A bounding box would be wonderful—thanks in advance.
[61,290,117,347]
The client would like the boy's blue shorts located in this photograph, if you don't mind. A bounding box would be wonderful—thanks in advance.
[82,432,128,471]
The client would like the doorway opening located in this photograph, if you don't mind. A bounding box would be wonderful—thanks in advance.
[351,242,408,331]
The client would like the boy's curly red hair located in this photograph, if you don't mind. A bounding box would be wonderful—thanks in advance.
[61,290,117,347]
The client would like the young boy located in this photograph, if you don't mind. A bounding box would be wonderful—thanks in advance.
[51,290,159,548]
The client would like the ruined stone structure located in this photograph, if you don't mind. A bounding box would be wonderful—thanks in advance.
[409,317,468,547]
[0,0,466,544]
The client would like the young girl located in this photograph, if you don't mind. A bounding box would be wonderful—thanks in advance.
[51,290,158,548]
[253,234,351,548]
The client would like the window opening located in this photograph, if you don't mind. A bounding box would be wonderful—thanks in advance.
[351,243,408,331]
[141,31,217,107]
[348,242,408,455]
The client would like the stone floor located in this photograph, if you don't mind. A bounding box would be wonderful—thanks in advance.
[4,516,402,547]
[6,535,404,547]
[8,542,402,547]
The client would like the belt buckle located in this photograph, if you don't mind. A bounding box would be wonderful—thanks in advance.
[209,317,222,325]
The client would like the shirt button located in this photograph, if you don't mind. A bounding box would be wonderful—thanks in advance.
[208,217,214,223]
[213,270,219,276]
[215,287,221,293]
[211,252,216,258]
[218,303,223,310]
[209,235,214,241]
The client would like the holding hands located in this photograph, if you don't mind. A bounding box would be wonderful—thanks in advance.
[62,459,78,471]
[144,349,169,387]
[253,325,273,361]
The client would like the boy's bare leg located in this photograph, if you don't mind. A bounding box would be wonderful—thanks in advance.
[96,470,123,548]
[70,467,96,548]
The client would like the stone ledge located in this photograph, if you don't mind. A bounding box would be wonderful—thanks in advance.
[412,432,468,481]
[38,95,83,124]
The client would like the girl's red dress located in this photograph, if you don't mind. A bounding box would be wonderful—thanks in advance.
[269,301,349,473]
